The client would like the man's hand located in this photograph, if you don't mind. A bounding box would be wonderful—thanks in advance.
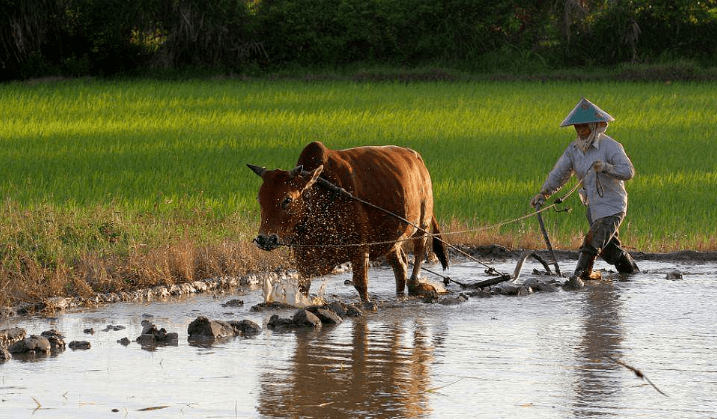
[530,193,546,208]
[593,160,606,172]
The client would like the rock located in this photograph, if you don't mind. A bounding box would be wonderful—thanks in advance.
[0,307,16,317]
[439,293,469,305]
[187,316,261,340]
[45,296,70,311]
[41,329,66,352]
[117,337,131,346]
[563,276,585,290]
[523,278,560,293]
[136,320,178,346]
[15,302,48,315]
[267,314,295,328]
[465,288,492,298]
[102,325,126,332]
[0,327,26,347]
[267,310,324,329]
[69,341,91,350]
[322,300,362,317]
[307,307,343,324]
[9,335,51,355]
[0,346,11,362]
[492,282,516,295]
[344,303,363,317]
[666,270,683,280]
[221,299,244,308]
[291,310,322,328]
[187,316,236,339]
[227,319,261,336]
[250,301,296,312]
[326,301,348,317]
[83,328,95,334]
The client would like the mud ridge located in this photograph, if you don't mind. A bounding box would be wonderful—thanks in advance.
[3,245,715,318]
[460,245,717,263]
[0,271,298,318]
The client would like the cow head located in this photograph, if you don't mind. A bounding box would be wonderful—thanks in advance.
[247,163,324,251]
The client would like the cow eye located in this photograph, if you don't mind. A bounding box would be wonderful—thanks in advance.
[281,196,293,208]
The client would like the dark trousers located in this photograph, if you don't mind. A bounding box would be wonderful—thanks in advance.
[579,209,626,265]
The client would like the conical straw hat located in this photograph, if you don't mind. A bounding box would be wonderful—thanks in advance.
[560,98,615,127]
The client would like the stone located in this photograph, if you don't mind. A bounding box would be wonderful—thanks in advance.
[344,304,363,317]
[666,270,683,280]
[292,309,322,328]
[0,327,26,347]
[9,335,51,355]
[0,346,11,362]
[227,319,261,336]
[307,307,343,325]
[326,301,348,317]
[563,276,585,290]
[523,277,560,293]
[41,329,66,352]
[221,299,244,308]
[102,325,126,332]
[267,314,295,329]
[439,293,469,305]
[136,320,179,346]
[69,341,91,350]
[187,316,236,339]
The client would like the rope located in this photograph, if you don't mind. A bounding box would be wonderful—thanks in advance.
[268,174,583,279]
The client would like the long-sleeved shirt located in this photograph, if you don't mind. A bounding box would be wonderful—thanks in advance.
[540,134,635,222]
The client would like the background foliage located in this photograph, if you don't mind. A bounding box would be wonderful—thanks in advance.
[2,0,717,80]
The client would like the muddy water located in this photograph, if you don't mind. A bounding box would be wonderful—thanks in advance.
[2,257,717,419]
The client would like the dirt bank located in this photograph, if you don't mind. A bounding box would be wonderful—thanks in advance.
[3,245,715,318]
[465,244,717,263]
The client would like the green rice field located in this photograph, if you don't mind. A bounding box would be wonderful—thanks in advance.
[1,78,716,303]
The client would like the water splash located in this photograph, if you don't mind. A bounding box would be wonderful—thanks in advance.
[262,275,325,307]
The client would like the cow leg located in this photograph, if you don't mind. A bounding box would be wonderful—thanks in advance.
[409,235,427,283]
[350,249,371,302]
[407,233,437,297]
[387,247,408,295]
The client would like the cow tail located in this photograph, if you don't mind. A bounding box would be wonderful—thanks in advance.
[431,217,449,270]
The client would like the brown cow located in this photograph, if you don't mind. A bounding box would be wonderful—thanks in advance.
[247,141,448,303]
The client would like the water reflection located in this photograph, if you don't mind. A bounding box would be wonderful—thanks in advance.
[3,260,716,418]
[572,281,624,417]
[257,317,434,418]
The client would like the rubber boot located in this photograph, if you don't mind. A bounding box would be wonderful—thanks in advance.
[614,252,640,274]
[573,252,600,281]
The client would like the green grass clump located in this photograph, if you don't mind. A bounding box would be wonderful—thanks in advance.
[1,78,716,305]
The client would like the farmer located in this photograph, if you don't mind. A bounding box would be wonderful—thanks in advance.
[530,98,639,282]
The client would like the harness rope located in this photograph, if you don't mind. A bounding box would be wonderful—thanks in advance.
[271,172,581,279]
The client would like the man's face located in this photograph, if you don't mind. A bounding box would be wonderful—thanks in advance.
[574,123,591,138]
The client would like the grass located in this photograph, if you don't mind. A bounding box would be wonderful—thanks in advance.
[1,77,716,306]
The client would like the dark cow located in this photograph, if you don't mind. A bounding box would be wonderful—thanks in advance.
[247,141,448,302]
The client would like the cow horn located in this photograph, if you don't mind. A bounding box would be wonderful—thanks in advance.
[289,165,303,177]
[247,164,266,177]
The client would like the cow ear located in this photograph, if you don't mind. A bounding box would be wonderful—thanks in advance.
[247,164,266,177]
[301,165,323,193]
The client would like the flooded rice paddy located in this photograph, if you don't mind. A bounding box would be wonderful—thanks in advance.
[2,256,717,418]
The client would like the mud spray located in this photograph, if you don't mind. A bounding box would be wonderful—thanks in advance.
[261,275,326,307]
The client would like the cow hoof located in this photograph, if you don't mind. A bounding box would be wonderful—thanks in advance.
[408,282,437,298]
